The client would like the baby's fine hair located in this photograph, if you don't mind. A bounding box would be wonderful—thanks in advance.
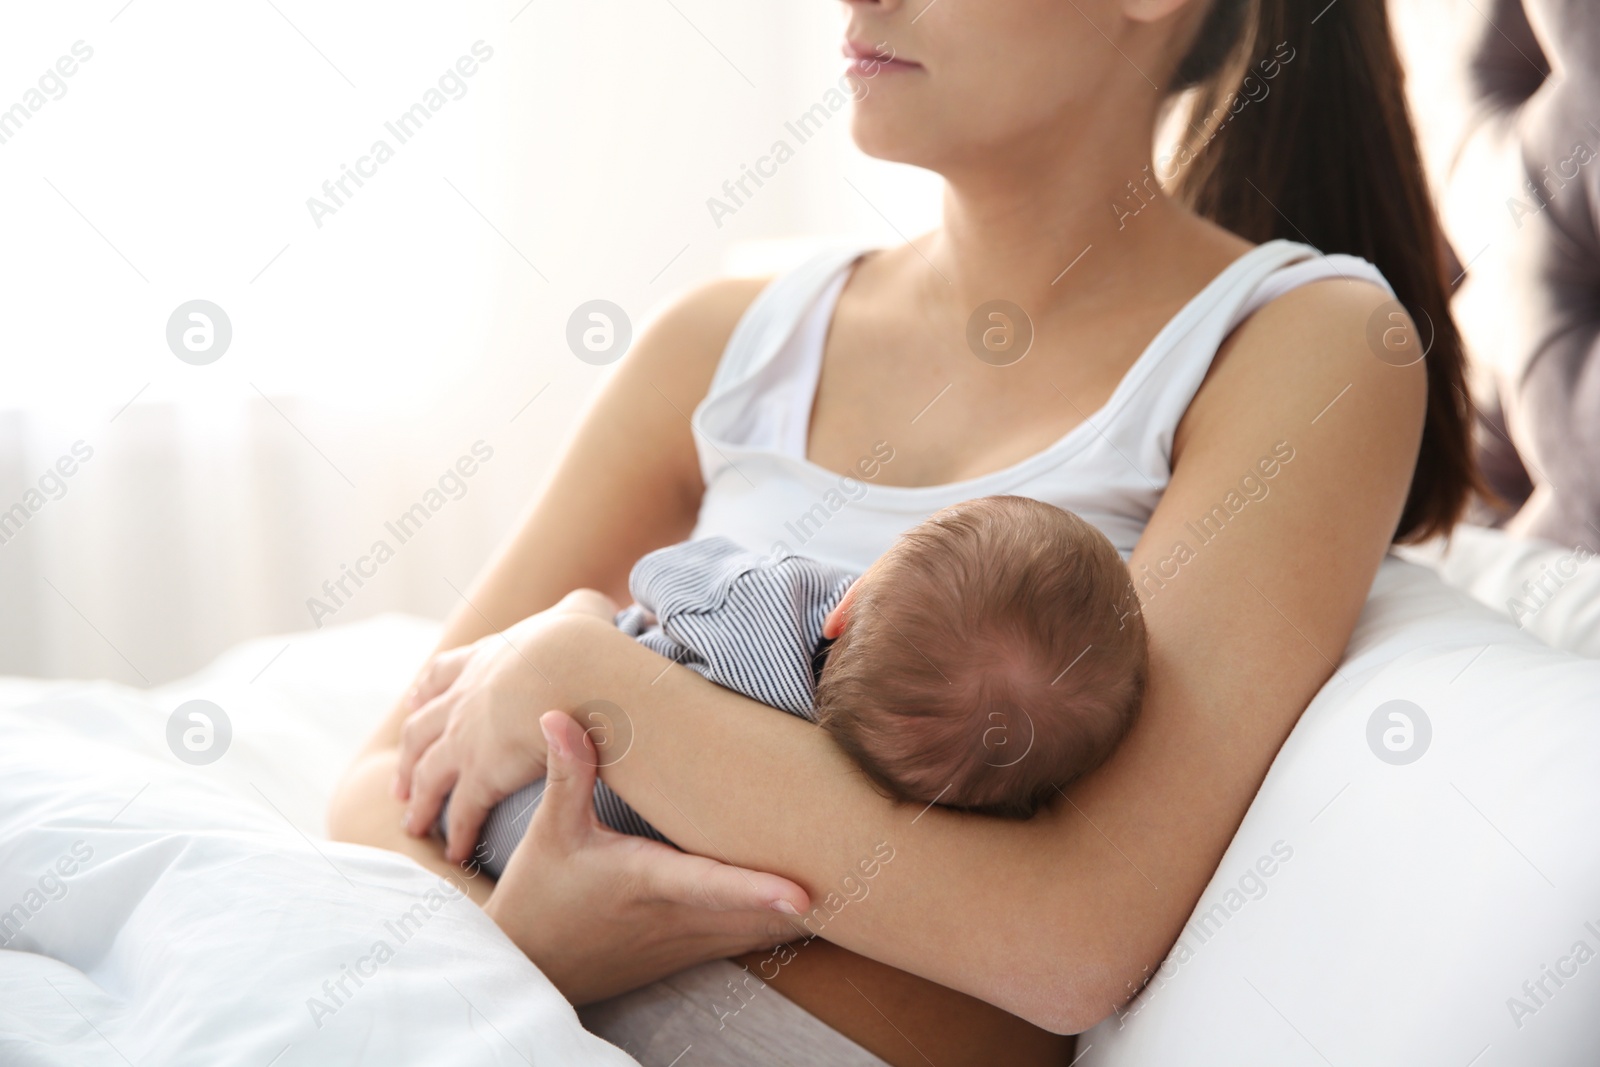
[815,495,1147,817]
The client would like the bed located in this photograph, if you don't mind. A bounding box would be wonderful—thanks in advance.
[2,526,1598,1064]
[0,618,634,1066]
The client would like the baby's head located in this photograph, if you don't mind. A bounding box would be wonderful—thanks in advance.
[815,496,1146,818]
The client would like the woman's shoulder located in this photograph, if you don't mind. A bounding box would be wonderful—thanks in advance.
[647,276,774,361]
[651,239,878,346]
[617,276,773,412]
[1179,262,1424,456]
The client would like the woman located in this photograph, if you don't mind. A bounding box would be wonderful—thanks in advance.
[330,0,1473,1062]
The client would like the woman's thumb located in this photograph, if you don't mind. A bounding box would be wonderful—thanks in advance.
[535,711,597,840]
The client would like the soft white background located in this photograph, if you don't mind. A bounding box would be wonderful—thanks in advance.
[0,1,942,684]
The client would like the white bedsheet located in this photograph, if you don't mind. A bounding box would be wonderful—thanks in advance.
[0,617,638,1066]
[1398,523,1600,659]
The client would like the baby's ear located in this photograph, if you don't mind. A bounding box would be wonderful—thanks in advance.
[822,583,858,640]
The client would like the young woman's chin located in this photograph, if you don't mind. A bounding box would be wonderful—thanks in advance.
[849,107,1045,182]
[847,105,954,173]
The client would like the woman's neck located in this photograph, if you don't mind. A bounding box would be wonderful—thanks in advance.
[925,127,1191,317]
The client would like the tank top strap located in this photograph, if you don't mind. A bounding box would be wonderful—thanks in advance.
[1231,251,1394,330]
[1094,241,1395,477]
[703,244,874,400]
[694,243,872,483]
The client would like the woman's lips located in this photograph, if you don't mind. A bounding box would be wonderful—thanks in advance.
[842,40,922,75]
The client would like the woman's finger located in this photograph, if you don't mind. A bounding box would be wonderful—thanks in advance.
[535,708,810,916]
[442,776,497,866]
[531,711,600,850]
[403,741,459,839]
[635,847,810,918]
[406,645,473,711]
[392,695,452,800]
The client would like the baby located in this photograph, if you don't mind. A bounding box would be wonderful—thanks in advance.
[449,495,1148,875]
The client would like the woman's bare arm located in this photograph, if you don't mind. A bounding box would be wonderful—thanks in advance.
[329,278,766,877]
[341,278,763,761]
[519,278,1425,1033]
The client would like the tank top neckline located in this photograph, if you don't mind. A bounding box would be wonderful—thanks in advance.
[766,238,1302,503]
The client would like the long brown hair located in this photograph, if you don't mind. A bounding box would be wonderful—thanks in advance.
[1170,0,1476,542]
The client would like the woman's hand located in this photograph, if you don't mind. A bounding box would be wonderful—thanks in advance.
[485,711,809,1005]
[394,610,566,862]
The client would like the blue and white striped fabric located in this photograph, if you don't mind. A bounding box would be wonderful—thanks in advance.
[454,538,856,875]
[617,537,855,719]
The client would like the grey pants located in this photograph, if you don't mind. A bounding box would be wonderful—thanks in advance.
[582,960,891,1067]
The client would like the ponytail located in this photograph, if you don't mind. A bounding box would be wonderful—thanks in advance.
[1170,0,1477,543]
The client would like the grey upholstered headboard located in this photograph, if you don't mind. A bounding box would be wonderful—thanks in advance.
[1394,0,1600,548]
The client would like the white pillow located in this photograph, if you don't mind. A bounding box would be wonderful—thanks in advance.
[1082,558,1600,1065]
[1400,524,1600,659]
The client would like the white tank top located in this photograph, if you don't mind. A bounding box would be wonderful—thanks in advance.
[688,239,1392,573]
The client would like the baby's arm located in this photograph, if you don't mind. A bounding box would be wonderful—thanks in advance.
[550,588,620,621]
